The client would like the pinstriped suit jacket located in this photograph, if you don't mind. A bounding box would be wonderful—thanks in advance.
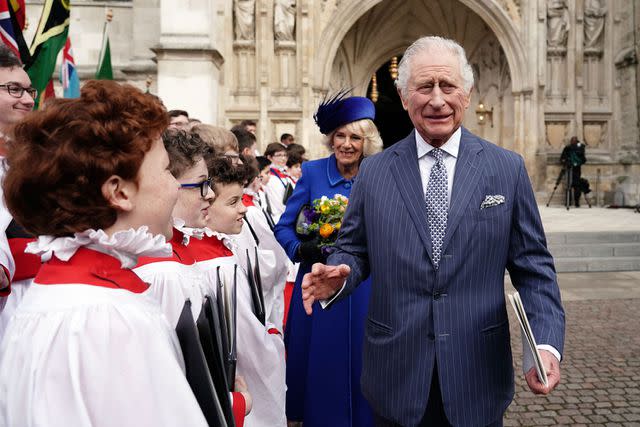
[328,128,565,427]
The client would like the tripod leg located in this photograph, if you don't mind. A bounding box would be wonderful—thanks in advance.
[566,167,572,210]
[546,185,558,207]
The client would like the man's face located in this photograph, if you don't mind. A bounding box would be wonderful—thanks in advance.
[0,67,35,132]
[245,124,256,135]
[284,136,294,146]
[399,49,471,147]
[168,115,189,130]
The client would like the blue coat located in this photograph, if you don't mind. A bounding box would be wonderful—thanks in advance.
[274,154,373,427]
[328,128,566,426]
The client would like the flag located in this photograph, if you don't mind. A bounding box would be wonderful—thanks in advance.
[0,0,19,56]
[26,0,70,108]
[59,37,79,98]
[8,0,24,30]
[95,19,112,80]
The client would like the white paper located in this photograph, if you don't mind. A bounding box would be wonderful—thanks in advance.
[508,292,549,387]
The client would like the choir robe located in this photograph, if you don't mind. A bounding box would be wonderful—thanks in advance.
[188,233,287,427]
[134,227,208,328]
[0,163,40,335]
[0,222,42,339]
[0,244,208,427]
[134,225,247,426]
[263,166,292,223]
[241,193,289,328]
[0,161,15,290]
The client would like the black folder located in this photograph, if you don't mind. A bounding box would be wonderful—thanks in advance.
[245,248,266,325]
[197,296,236,426]
[175,300,227,427]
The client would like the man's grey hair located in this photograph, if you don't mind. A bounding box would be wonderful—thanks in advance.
[396,36,474,97]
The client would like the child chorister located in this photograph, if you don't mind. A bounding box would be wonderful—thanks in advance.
[263,143,293,223]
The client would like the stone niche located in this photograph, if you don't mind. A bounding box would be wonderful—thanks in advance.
[545,120,572,150]
[582,120,608,149]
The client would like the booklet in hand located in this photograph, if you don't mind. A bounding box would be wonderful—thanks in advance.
[508,292,549,387]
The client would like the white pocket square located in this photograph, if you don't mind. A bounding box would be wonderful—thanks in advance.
[480,195,505,209]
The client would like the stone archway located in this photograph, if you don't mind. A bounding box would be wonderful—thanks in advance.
[327,0,516,149]
[315,0,527,94]
[314,0,543,186]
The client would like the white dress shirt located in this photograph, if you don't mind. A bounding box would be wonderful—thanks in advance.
[416,127,460,203]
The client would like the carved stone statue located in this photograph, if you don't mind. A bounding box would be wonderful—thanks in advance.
[584,0,607,53]
[234,0,255,41]
[547,0,570,50]
[274,0,296,42]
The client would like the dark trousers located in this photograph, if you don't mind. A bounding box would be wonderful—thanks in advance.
[374,364,450,427]
[570,166,582,207]
[373,363,503,427]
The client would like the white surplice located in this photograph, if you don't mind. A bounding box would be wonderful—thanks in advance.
[0,227,208,427]
[189,233,287,427]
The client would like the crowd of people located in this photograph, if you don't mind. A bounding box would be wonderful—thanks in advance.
[0,35,565,427]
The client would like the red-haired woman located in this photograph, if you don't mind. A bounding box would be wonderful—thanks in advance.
[0,81,208,427]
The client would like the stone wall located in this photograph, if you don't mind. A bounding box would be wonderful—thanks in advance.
[21,0,640,204]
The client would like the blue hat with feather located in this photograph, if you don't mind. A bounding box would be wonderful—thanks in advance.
[313,90,376,135]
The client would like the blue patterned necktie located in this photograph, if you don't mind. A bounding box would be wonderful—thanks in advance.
[425,148,448,268]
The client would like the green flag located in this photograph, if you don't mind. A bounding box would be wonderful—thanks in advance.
[95,21,113,80]
[26,0,70,108]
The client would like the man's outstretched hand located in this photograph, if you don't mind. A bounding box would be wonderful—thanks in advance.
[525,350,561,395]
[301,263,351,315]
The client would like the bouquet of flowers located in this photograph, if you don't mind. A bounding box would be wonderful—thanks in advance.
[296,194,349,256]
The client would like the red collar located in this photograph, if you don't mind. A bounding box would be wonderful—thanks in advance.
[136,228,196,267]
[35,247,149,293]
[242,193,256,208]
[8,237,41,281]
[187,234,234,262]
[270,167,288,179]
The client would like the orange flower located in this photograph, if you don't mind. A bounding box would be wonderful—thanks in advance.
[319,223,334,239]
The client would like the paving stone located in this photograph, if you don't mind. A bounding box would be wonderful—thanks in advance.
[504,298,640,424]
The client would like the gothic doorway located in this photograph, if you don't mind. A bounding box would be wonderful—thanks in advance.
[366,57,413,148]
[327,0,516,152]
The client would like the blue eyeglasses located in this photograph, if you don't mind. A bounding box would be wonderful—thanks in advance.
[180,178,212,198]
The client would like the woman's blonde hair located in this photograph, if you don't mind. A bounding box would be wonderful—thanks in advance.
[323,118,383,157]
[191,124,239,155]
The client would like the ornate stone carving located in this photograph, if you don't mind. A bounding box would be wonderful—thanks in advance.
[496,0,521,26]
[546,0,569,54]
[274,0,296,42]
[234,0,255,41]
[584,0,607,55]
[545,121,570,149]
[583,121,607,148]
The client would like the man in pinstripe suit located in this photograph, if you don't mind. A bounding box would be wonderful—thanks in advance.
[301,36,565,427]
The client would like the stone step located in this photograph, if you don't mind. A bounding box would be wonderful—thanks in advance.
[549,242,640,258]
[546,231,640,245]
[554,256,640,273]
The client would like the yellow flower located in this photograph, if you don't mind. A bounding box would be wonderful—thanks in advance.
[335,222,341,230]
[319,223,334,238]
[320,204,330,214]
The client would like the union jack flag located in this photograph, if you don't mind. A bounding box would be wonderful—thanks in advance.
[60,37,79,98]
[0,0,19,57]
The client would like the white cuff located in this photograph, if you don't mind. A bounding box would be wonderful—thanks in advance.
[319,279,347,309]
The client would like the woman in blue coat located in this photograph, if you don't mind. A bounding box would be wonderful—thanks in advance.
[275,94,383,427]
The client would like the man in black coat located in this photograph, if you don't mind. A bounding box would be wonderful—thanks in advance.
[560,136,587,207]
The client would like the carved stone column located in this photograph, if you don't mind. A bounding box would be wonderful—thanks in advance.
[155,0,224,124]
